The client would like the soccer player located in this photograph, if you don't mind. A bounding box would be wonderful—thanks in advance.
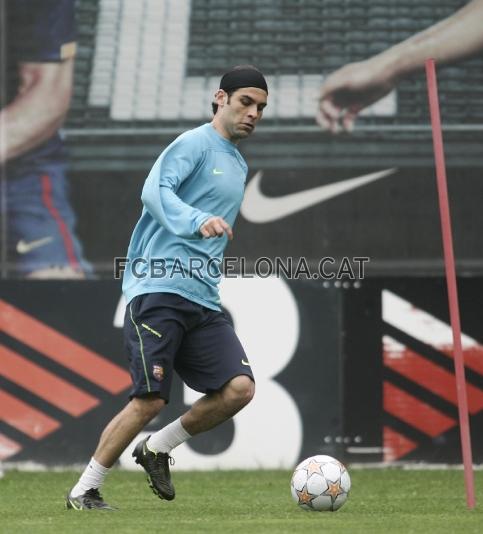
[317,0,483,133]
[0,0,91,278]
[66,66,268,510]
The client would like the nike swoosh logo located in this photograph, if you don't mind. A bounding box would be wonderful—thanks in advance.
[213,169,224,175]
[241,359,251,366]
[241,168,397,223]
[16,236,53,254]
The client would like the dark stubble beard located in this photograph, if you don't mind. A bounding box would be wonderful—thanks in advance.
[233,124,253,141]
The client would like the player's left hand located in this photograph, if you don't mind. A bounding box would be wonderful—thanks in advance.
[199,216,233,240]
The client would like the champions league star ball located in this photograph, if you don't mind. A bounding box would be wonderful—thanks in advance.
[290,455,351,512]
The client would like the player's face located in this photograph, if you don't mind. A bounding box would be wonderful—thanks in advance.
[218,88,267,141]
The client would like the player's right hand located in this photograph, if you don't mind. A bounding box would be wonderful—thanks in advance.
[317,59,397,133]
[199,216,233,240]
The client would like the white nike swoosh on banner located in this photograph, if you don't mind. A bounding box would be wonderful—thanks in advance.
[241,168,397,223]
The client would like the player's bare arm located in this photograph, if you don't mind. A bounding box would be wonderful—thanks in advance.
[199,216,233,240]
[0,59,74,163]
[318,0,483,133]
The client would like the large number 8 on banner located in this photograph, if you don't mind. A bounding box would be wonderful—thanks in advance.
[174,276,303,469]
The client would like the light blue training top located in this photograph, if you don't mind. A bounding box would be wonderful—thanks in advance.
[122,123,248,310]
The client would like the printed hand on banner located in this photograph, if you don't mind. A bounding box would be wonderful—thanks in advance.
[317,58,397,134]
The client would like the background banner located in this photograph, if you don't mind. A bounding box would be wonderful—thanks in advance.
[1,277,481,467]
[2,0,483,277]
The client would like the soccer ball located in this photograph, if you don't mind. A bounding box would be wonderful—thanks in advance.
[290,455,351,512]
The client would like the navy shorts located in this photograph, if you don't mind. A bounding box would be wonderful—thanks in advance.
[5,163,92,276]
[124,292,254,402]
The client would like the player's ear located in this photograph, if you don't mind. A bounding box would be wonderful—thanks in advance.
[214,89,228,108]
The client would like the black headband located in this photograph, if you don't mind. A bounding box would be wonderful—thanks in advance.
[219,67,268,94]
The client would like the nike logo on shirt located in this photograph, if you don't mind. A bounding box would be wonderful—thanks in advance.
[213,168,224,175]
[16,236,54,254]
[241,168,397,223]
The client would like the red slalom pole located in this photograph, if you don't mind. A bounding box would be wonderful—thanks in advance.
[425,58,475,509]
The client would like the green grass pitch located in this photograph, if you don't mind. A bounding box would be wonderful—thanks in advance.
[0,469,482,533]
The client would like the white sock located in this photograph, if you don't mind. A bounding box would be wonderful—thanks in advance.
[70,457,110,498]
[147,417,191,454]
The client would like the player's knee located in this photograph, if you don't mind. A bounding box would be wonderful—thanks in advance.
[224,375,255,409]
[130,395,165,423]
